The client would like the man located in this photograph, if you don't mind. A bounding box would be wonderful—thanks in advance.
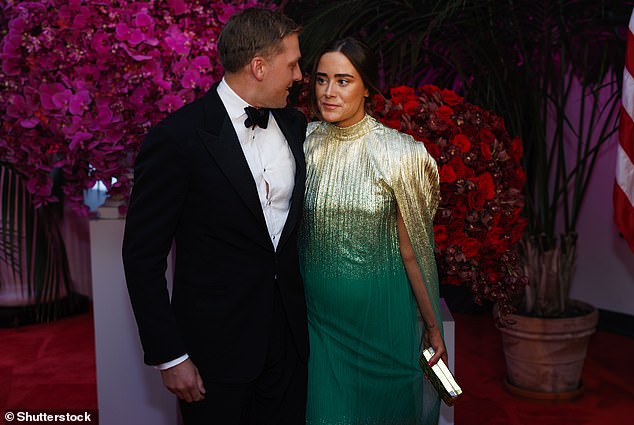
[122,8,308,424]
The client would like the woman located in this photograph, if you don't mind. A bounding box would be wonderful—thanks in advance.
[298,37,447,425]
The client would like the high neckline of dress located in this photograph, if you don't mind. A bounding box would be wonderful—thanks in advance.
[325,114,374,141]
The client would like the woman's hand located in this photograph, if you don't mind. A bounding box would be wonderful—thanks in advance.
[424,325,448,367]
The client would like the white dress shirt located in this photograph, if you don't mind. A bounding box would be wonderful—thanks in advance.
[156,79,296,370]
[217,78,296,250]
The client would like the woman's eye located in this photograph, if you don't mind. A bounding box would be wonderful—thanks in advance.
[316,77,327,85]
[338,79,349,86]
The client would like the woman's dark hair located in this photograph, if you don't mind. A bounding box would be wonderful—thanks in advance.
[309,37,380,116]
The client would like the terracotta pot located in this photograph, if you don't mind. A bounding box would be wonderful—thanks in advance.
[495,300,598,400]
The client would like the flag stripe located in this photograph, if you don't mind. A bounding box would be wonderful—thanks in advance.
[615,9,634,253]
[614,184,634,252]
[616,143,634,206]
[619,103,634,173]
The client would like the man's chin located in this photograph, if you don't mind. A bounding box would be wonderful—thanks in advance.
[259,99,287,109]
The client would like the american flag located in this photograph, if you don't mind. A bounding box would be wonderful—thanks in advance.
[615,9,634,253]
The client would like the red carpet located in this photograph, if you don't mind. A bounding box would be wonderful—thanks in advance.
[453,312,634,425]
[0,309,632,424]
[0,312,97,413]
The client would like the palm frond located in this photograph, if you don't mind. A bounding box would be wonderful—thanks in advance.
[0,164,75,322]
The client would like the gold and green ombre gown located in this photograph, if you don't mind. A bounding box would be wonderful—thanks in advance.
[299,115,443,425]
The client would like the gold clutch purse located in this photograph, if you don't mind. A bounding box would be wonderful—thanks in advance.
[419,347,462,406]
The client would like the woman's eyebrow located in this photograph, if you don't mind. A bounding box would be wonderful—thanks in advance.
[316,71,355,78]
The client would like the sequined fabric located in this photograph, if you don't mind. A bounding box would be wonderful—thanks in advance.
[299,115,442,425]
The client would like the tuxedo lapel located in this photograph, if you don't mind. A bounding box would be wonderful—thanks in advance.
[273,109,306,251]
[197,87,271,248]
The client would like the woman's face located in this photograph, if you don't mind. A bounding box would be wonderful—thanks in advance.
[314,51,368,128]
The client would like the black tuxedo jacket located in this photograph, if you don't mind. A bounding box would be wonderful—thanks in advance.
[122,84,308,382]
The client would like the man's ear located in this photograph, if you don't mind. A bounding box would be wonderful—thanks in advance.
[249,56,266,81]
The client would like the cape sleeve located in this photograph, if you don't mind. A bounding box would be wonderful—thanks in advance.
[390,134,443,336]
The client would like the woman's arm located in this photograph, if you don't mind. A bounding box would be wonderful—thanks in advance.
[397,205,447,367]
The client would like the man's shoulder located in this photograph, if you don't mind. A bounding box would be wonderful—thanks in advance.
[273,106,308,143]
[276,105,307,125]
[155,95,208,132]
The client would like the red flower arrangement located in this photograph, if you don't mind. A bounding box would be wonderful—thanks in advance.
[372,85,528,314]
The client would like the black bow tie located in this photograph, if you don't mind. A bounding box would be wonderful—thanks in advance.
[244,106,270,129]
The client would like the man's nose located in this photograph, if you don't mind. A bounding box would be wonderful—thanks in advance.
[293,65,302,82]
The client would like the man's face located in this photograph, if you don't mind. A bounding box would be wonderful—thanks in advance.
[258,33,302,109]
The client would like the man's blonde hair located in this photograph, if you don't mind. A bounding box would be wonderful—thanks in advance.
[218,8,301,73]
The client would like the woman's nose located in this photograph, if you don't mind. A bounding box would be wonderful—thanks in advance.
[324,83,334,97]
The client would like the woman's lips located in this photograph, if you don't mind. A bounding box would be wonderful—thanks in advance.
[320,103,339,110]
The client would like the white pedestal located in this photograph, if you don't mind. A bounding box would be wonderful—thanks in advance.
[89,218,456,425]
[439,299,455,425]
[89,218,178,425]
[420,299,455,425]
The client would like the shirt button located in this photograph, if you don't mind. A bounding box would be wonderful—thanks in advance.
[272,235,276,239]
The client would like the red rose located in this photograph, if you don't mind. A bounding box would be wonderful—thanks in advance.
[476,172,495,200]
[373,94,385,111]
[403,99,420,115]
[448,156,474,178]
[478,128,495,144]
[487,227,503,243]
[450,134,471,153]
[434,224,449,250]
[440,164,457,183]
[510,136,523,162]
[484,266,503,283]
[480,143,492,160]
[380,118,401,130]
[467,190,485,210]
[390,85,415,104]
[434,224,448,240]
[424,142,441,159]
[436,105,454,122]
[461,237,481,257]
[441,89,464,106]
[421,84,441,95]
